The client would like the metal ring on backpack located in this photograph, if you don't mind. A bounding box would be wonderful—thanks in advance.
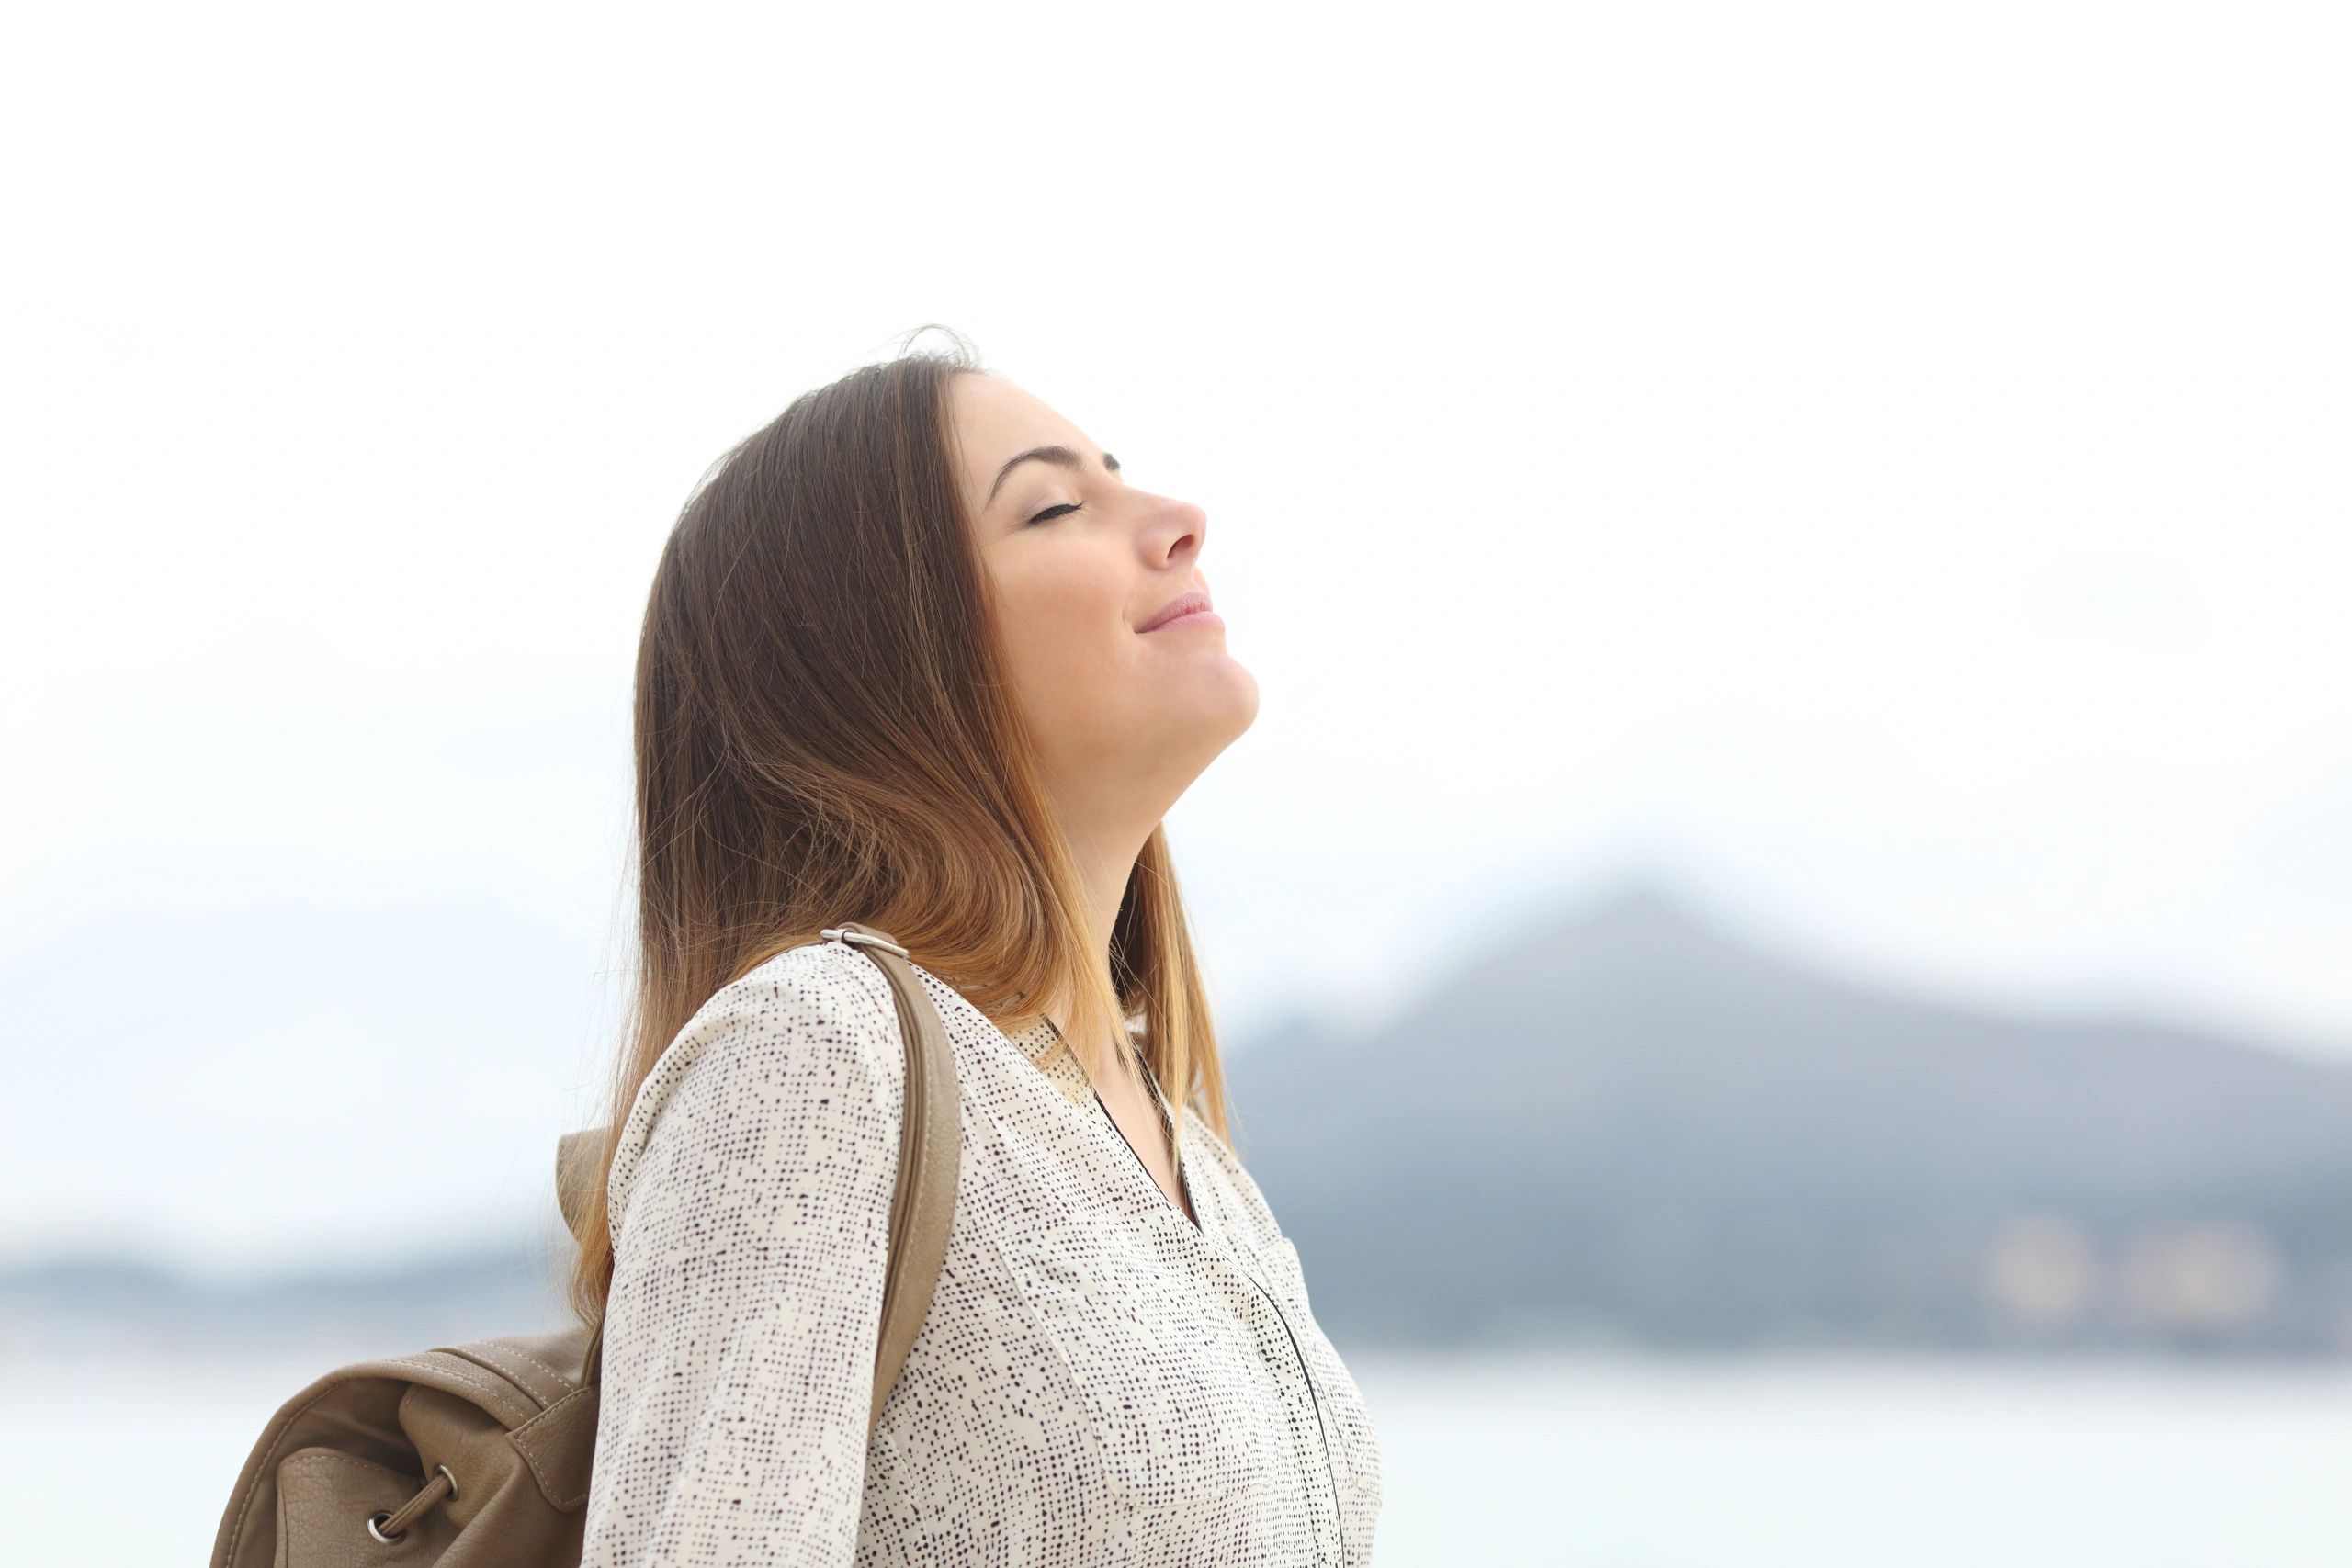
[364,1463,459,1544]
[821,923,910,956]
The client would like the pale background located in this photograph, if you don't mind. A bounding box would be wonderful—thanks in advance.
[3,3,2348,1562]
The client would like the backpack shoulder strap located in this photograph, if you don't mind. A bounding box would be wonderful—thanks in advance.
[562,921,962,1437]
[824,921,963,1435]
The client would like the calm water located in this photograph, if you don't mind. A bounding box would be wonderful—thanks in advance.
[1364,1348,2352,1567]
[20,1346,2351,1564]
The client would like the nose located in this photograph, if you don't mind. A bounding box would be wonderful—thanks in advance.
[1149,493,1207,563]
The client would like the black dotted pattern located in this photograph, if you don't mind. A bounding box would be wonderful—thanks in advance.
[582,937,1385,1566]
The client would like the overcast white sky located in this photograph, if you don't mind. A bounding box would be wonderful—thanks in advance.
[3,2,2346,1280]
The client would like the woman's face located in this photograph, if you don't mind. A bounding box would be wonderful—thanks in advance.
[951,371,1258,813]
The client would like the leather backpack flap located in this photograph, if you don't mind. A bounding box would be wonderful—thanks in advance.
[449,1331,603,1512]
[387,1381,588,1553]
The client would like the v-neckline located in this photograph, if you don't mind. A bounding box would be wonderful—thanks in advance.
[942,973,1215,1244]
[1040,1013,1204,1235]
[1092,1082,1202,1232]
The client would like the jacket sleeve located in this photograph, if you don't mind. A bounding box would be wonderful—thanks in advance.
[580,944,904,1568]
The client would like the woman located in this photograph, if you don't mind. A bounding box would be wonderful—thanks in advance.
[571,330,1385,1566]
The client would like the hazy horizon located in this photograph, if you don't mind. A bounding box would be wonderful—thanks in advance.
[6,1,2347,1296]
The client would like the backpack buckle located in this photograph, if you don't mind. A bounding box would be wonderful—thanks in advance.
[821,924,910,957]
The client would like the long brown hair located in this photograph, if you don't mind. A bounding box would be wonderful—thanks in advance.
[563,327,1236,1336]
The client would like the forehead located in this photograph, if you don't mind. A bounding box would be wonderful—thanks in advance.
[948,373,1086,485]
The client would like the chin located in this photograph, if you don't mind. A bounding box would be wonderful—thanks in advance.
[1227,665,1261,732]
[1195,655,1259,727]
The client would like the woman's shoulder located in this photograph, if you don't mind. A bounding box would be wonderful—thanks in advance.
[727,935,903,1030]
[605,939,906,1235]
[664,939,904,1089]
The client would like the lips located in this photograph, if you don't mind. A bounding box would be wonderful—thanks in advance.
[1138,589,1213,633]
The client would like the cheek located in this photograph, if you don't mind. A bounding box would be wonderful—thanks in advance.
[992,567,1137,750]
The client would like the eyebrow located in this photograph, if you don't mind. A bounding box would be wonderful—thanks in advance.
[985,445,1121,508]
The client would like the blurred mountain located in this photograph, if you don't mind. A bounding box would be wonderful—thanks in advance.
[1221,877,2352,1354]
[8,874,2351,1362]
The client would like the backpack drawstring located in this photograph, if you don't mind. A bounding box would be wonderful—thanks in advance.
[365,1463,459,1544]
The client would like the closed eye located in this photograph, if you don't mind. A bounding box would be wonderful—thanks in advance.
[1027,502,1083,525]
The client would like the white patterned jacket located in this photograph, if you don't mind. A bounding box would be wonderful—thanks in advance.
[581,933,1385,1567]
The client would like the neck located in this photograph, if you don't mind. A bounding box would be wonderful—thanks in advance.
[1027,791,1156,1048]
